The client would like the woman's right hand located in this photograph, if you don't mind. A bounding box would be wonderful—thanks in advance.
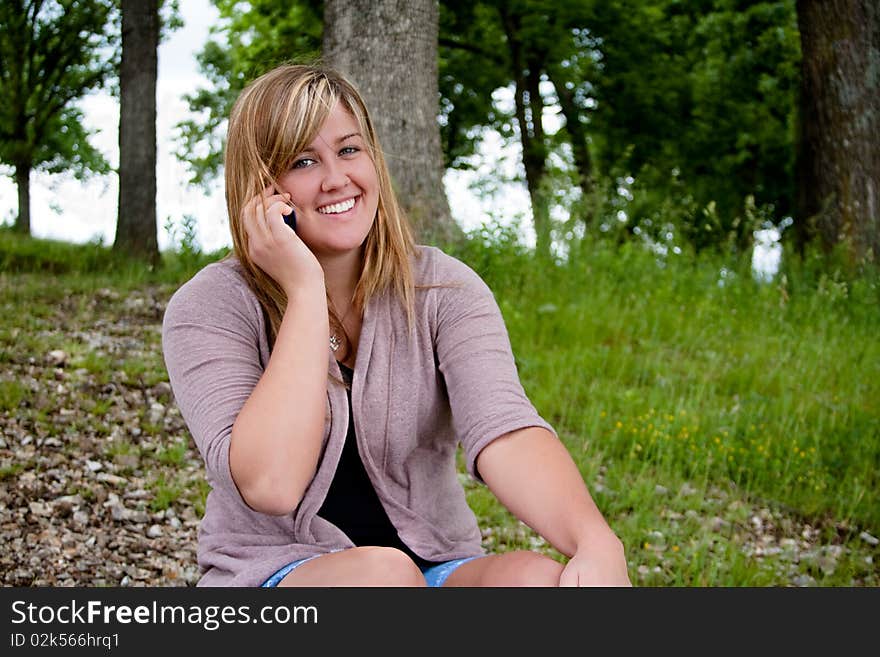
[241,186,324,293]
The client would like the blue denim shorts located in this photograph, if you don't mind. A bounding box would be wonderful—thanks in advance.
[261,553,484,587]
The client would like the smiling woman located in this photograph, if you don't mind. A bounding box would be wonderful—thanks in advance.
[275,105,379,260]
[160,63,631,588]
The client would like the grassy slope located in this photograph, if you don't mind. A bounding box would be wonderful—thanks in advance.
[446,232,879,585]
[2,229,877,585]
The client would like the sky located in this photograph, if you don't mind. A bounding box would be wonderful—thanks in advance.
[0,0,531,255]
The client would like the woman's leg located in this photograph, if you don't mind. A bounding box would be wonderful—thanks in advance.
[276,546,428,587]
[440,550,564,587]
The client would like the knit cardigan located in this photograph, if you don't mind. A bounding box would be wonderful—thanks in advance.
[161,245,556,586]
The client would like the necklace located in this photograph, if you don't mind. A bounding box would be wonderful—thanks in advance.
[329,295,355,352]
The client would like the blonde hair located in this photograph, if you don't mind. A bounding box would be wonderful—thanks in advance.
[223,63,416,353]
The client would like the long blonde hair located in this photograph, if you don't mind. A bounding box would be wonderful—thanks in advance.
[223,63,416,351]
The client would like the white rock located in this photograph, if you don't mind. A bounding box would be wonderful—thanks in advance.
[96,472,127,486]
[109,504,128,521]
[47,350,68,366]
[148,402,165,425]
[859,531,879,546]
[28,502,52,517]
[793,574,815,587]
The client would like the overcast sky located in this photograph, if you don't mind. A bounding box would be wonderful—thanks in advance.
[0,0,532,254]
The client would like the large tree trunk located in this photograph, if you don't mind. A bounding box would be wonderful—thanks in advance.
[13,162,30,234]
[795,0,880,264]
[323,0,458,245]
[114,0,159,266]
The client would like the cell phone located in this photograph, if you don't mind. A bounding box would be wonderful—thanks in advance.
[283,208,297,232]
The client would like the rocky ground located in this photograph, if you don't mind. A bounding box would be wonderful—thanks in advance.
[1,282,202,586]
[0,277,876,587]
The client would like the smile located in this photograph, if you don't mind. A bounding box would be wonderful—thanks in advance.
[317,196,358,215]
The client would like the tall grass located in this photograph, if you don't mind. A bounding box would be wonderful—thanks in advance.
[445,226,879,530]
[0,226,228,289]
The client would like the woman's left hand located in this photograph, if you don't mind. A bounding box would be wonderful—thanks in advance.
[558,536,633,587]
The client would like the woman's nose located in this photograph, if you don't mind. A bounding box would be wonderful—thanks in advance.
[320,160,350,192]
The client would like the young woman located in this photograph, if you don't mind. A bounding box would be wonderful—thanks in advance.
[161,63,631,587]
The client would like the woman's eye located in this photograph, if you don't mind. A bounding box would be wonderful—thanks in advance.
[291,157,315,169]
[340,146,359,156]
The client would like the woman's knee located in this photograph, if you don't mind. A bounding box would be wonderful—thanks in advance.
[492,550,564,586]
[354,546,427,586]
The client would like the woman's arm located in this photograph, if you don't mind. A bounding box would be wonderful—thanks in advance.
[229,280,329,516]
[476,426,632,586]
[228,188,330,516]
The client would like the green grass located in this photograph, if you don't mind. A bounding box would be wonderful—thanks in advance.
[0,380,27,411]
[447,233,879,530]
[2,227,878,585]
[445,228,878,585]
[0,462,26,481]
[0,225,229,287]
[148,472,185,512]
[155,439,189,466]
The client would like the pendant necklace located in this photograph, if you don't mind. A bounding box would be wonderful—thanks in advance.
[329,296,355,352]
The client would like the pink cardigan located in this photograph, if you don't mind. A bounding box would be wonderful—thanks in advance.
[161,245,556,586]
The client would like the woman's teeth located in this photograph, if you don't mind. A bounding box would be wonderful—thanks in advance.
[318,198,356,214]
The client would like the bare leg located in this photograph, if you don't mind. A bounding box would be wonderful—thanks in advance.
[441,550,564,587]
[277,546,428,587]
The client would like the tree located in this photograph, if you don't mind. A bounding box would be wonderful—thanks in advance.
[440,0,588,257]
[440,1,801,254]
[178,0,458,245]
[323,0,456,244]
[175,0,323,188]
[795,0,879,264]
[0,0,116,235]
[114,0,160,265]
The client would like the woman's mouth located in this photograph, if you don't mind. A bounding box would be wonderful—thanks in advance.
[317,196,358,215]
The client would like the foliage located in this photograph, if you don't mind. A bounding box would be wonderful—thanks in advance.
[440,225,880,537]
[438,1,513,169]
[174,0,323,187]
[171,0,804,255]
[583,1,800,246]
[438,0,800,253]
[0,0,182,234]
[0,1,118,196]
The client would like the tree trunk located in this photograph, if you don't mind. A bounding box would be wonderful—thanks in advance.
[795,0,880,264]
[13,162,30,234]
[547,66,595,229]
[499,6,551,258]
[323,0,458,246]
[114,0,159,266]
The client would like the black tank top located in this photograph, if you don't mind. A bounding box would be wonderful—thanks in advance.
[316,363,440,569]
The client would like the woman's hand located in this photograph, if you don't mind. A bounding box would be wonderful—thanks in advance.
[241,186,323,293]
[558,535,633,587]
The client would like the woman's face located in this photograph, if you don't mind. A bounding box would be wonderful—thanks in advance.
[275,101,379,259]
